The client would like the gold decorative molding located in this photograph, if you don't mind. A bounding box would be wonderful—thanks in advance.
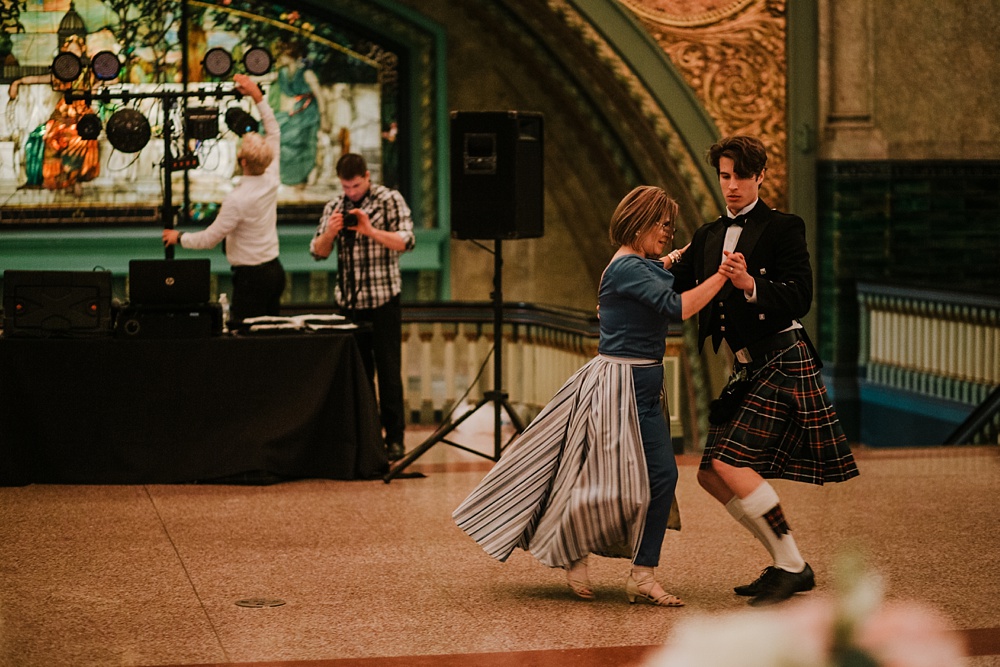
[620,0,755,28]
[546,0,720,226]
[619,0,789,210]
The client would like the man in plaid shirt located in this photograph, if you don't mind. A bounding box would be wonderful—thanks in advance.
[310,153,416,461]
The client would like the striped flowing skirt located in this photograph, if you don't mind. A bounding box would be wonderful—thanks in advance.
[452,356,651,568]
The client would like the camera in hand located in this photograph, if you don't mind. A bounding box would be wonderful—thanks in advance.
[343,211,358,228]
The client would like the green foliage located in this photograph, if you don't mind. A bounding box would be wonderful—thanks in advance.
[1,0,24,34]
[97,0,184,81]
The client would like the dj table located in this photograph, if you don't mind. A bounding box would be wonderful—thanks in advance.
[0,332,387,485]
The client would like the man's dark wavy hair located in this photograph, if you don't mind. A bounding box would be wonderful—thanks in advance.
[336,153,368,180]
[707,135,767,179]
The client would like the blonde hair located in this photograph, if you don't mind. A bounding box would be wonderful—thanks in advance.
[608,185,678,247]
[237,132,273,175]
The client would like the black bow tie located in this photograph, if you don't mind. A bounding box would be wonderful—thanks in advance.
[726,214,748,228]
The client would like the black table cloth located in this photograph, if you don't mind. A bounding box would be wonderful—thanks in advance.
[0,332,387,485]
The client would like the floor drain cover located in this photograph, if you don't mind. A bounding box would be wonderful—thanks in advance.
[235,598,286,608]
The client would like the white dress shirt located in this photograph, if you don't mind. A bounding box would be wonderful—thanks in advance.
[179,98,281,267]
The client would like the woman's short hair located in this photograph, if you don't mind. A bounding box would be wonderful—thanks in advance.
[608,185,678,247]
[237,133,273,175]
[707,135,768,179]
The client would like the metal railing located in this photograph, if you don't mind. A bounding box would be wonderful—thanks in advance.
[400,301,687,439]
[288,301,692,447]
[947,385,1000,445]
[857,282,1000,444]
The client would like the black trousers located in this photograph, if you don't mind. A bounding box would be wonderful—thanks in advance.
[231,258,286,325]
[348,294,405,444]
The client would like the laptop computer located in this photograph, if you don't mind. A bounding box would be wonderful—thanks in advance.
[128,259,211,306]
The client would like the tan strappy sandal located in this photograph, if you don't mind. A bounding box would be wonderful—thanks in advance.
[626,568,684,607]
[565,556,594,600]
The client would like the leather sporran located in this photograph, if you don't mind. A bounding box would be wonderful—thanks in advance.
[708,367,754,425]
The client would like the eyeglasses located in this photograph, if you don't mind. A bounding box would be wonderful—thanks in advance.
[637,222,674,238]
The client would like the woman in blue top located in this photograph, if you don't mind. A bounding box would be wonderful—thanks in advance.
[454,186,735,607]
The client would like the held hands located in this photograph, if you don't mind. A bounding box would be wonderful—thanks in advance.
[720,250,754,291]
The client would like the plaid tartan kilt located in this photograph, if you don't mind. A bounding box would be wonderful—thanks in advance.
[701,341,859,485]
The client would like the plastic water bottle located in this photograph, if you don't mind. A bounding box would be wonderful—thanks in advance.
[218,293,230,333]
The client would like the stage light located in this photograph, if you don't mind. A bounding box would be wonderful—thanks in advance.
[225,107,258,136]
[203,47,233,78]
[91,50,122,81]
[76,113,102,140]
[186,107,219,140]
[51,51,82,82]
[106,108,151,153]
[243,47,272,75]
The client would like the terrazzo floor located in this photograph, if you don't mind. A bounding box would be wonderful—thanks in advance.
[1,426,998,667]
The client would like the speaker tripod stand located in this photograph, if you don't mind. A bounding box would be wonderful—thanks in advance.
[383,239,526,483]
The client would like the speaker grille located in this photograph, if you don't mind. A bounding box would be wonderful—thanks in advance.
[450,111,544,240]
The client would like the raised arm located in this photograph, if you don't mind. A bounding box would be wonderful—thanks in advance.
[680,268,728,320]
[233,74,281,148]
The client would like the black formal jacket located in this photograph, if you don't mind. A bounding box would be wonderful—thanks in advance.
[670,198,813,353]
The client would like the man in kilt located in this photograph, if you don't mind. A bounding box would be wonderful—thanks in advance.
[670,135,859,606]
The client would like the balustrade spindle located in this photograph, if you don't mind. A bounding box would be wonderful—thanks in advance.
[857,283,999,415]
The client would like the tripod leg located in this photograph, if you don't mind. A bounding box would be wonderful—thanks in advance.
[501,397,527,433]
[383,395,492,483]
[386,238,521,480]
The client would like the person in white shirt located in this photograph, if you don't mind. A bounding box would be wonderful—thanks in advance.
[163,73,284,326]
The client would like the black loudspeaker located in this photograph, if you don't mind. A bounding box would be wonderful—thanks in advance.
[450,111,544,240]
[2,270,113,337]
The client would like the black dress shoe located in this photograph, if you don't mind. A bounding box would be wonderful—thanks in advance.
[748,563,815,607]
[734,566,778,596]
[386,441,405,462]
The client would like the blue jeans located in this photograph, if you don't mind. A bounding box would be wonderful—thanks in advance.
[632,364,678,567]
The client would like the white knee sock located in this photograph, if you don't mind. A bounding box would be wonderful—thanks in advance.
[735,482,806,573]
[725,495,776,560]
